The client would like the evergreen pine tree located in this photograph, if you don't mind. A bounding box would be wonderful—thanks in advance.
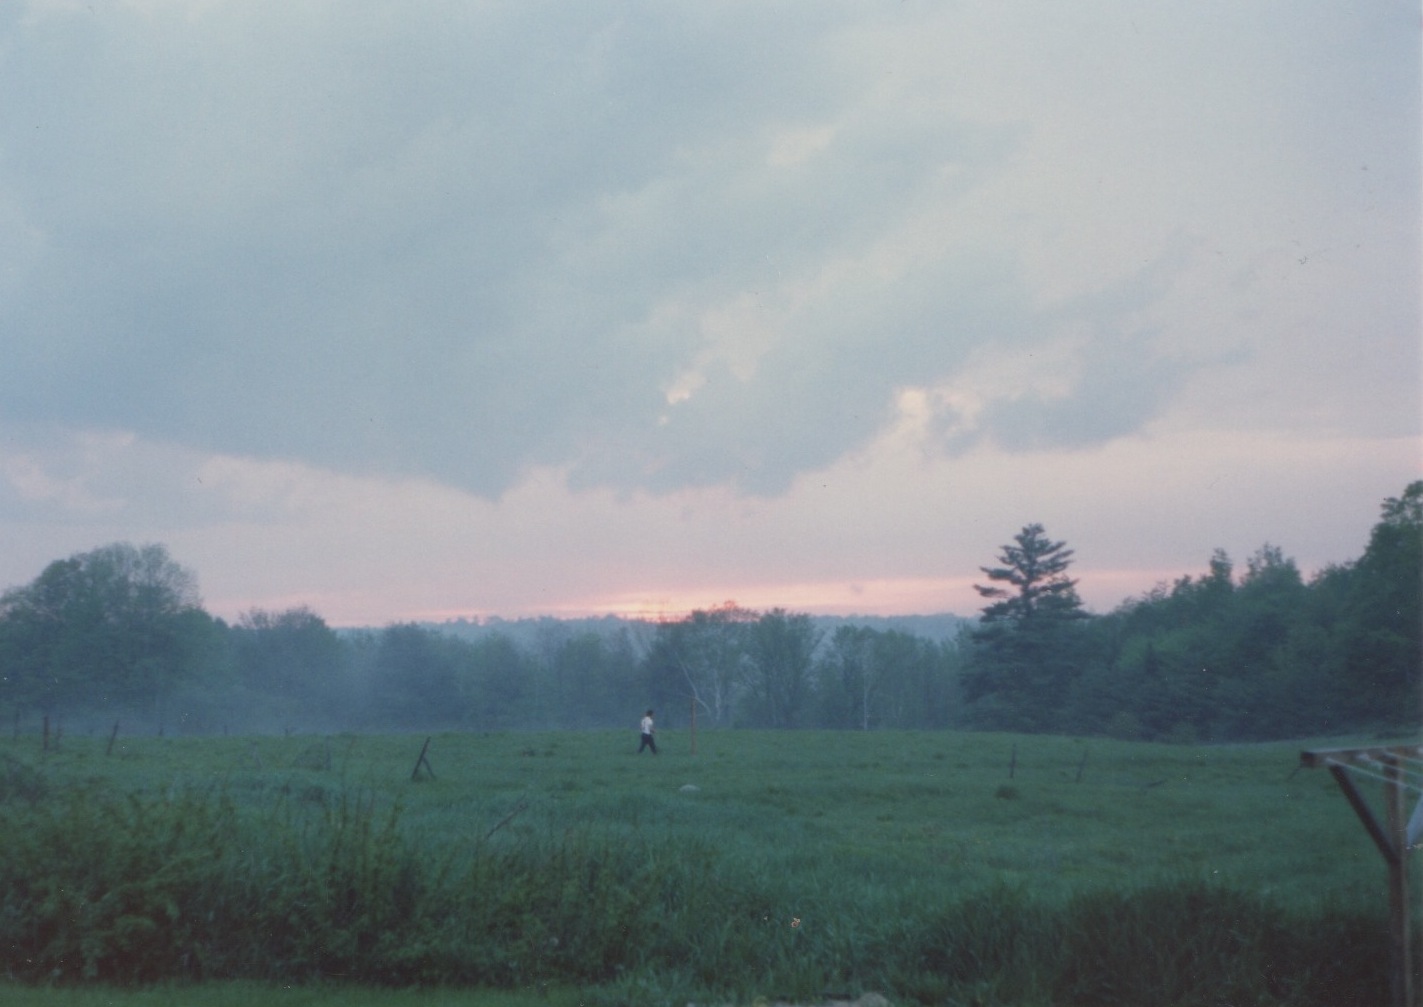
[963,524,1088,731]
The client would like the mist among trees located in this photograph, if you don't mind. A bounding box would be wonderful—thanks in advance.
[1,484,1418,741]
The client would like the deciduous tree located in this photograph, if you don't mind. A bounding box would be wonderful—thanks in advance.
[1334,480,1422,723]
[230,606,345,723]
[744,609,819,728]
[0,543,211,720]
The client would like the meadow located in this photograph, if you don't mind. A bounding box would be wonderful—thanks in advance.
[0,726,1408,1005]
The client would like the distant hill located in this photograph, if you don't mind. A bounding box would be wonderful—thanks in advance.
[425,614,643,650]
[806,613,970,642]
[415,611,971,650]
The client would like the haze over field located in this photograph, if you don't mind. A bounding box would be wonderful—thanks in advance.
[0,1,1417,625]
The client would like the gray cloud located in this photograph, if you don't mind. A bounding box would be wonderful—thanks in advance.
[0,1,1414,504]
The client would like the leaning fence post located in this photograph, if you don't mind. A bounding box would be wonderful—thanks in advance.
[1301,744,1420,1007]
[411,737,436,781]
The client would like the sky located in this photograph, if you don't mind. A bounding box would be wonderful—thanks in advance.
[0,1,1418,626]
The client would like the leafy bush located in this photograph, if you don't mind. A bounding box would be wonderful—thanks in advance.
[1054,882,1387,1006]
[0,778,746,989]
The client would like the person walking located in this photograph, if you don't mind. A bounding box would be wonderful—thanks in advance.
[638,709,658,754]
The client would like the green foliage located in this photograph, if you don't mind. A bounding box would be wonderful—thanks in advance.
[1087,491,1419,741]
[643,603,755,729]
[0,544,215,720]
[0,982,589,1007]
[742,609,820,728]
[972,484,1423,740]
[0,753,47,802]
[974,523,1086,624]
[818,628,956,731]
[364,624,469,730]
[0,730,1395,1004]
[963,524,1092,731]
[0,778,666,987]
[228,608,346,727]
[1332,480,1423,723]
[536,627,643,729]
[1053,882,1386,1005]
[1,484,1416,741]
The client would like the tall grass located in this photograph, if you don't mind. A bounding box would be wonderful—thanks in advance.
[0,783,1388,1003]
[0,730,1399,1004]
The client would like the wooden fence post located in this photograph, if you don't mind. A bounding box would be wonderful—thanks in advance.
[411,737,436,781]
[1302,744,1420,1007]
[1382,754,1415,1007]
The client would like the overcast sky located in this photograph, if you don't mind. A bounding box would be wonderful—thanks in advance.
[0,1,1418,625]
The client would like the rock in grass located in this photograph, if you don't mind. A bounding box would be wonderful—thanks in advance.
[680,783,700,793]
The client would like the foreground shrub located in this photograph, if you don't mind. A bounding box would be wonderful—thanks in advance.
[1054,882,1387,1006]
[0,772,1388,1004]
[0,780,723,987]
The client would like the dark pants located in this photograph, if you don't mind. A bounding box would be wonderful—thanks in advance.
[638,732,658,754]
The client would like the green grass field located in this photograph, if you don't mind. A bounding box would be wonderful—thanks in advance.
[0,727,1411,1005]
[0,981,582,1007]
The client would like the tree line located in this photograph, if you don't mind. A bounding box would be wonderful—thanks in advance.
[0,483,1417,740]
[961,482,1421,740]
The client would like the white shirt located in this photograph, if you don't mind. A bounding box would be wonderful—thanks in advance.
[641,716,654,734]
